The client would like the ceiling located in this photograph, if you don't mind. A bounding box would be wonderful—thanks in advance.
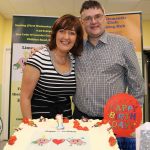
[0,0,150,20]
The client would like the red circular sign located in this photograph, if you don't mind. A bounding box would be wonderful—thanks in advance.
[104,93,142,137]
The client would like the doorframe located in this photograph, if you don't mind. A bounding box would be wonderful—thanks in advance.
[143,48,150,122]
[1,47,11,140]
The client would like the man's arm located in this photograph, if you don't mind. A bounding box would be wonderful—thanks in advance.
[29,46,45,57]
[124,41,145,105]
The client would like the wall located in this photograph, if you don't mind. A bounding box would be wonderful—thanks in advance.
[0,14,5,116]
[0,14,12,117]
[3,19,12,48]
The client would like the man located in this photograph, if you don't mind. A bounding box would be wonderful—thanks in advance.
[31,0,144,120]
[72,0,144,119]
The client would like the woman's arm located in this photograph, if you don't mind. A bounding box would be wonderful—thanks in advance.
[20,65,40,119]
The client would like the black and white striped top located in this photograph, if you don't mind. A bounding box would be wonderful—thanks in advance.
[26,47,76,119]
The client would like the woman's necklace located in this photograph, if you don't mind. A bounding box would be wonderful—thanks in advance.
[49,50,71,75]
[52,51,69,65]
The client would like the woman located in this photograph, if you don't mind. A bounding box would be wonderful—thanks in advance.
[20,14,83,119]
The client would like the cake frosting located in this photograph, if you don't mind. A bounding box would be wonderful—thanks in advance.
[4,117,120,150]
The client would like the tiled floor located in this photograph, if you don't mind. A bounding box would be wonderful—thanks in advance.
[0,141,7,149]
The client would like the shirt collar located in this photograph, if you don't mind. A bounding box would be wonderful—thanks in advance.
[84,31,108,46]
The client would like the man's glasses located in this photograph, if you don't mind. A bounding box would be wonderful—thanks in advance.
[82,14,104,23]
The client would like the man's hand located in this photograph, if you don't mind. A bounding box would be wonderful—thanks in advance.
[29,46,44,57]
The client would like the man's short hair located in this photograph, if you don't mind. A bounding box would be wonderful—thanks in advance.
[80,0,104,14]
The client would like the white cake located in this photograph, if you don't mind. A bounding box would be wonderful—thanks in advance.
[4,117,120,150]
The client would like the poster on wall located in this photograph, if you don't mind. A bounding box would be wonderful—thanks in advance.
[106,12,143,71]
[9,16,57,135]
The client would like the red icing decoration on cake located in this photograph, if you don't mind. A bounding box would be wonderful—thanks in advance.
[22,118,37,127]
[102,119,109,124]
[22,118,29,124]
[52,139,65,145]
[109,136,116,146]
[8,135,17,145]
[63,117,69,123]
[73,120,89,131]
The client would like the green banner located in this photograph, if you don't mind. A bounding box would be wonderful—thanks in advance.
[12,16,57,44]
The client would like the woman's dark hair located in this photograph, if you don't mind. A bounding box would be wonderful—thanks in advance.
[80,0,104,14]
[48,14,83,56]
